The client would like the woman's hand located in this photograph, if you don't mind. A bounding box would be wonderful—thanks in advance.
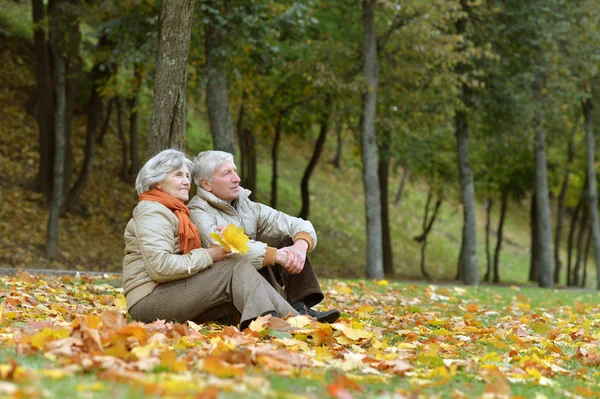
[208,246,230,262]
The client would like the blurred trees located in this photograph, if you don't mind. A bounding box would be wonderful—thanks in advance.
[27,0,600,288]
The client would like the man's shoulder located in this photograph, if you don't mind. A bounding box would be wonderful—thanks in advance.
[188,195,211,211]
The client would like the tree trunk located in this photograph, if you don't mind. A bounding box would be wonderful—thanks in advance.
[96,97,113,145]
[567,184,585,286]
[270,113,283,209]
[493,191,508,283]
[237,91,248,184]
[361,0,383,279]
[330,118,342,168]
[454,0,478,285]
[529,192,539,282]
[203,3,235,155]
[582,225,591,288]
[573,205,588,287]
[65,47,108,213]
[484,198,493,282]
[554,129,575,283]
[533,86,554,288]
[147,0,194,157]
[582,98,600,289]
[299,109,329,220]
[32,0,55,200]
[46,8,67,259]
[236,92,256,197]
[378,141,393,276]
[394,166,409,205]
[127,63,142,178]
[414,189,442,281]
[115,96,129,180]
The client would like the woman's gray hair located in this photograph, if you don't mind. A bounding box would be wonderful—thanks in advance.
[192,150,234,184]
[135,149,193,195]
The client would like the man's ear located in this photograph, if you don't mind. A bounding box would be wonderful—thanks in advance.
[200,179,211,191]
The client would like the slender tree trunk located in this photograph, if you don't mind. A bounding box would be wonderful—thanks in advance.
[115,96,129,180]
[554,118,578,283]
[415,189,442,281]
[32,0,55,200]
[147,0,194,156]
[299,109,329,220]
[394,166,408,205]
[533,85,554,288]
[330,118,342,168]
[203,4,235,155]
[96,96,113,145]
[127,63,142,178]
[270,113,283,209]
[65,51,108,213]
[361,0,383,279]
[46,9,66,259]
[582,98,600,289]
[237,91,248,184]
[573,205,589,287]
[378,128,393,275]
[484,198,493,282]
[235,92,256,197]
[454,0,478,285]
[582,226,591,288]
[493,192,508,283]
[567,184,585,286]
[529,193,539,282]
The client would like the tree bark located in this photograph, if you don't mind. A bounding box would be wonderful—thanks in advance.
[484,198,493,282]
[96,96,113,145]
[533,80,554,288]
[330,118,342,168]
[567,184,585,286]
[394,166,409,205]
[378,133,393,276]
[454,0,478,285]
[127,63,142,178]
[582,98,600,289]
[46,7,67,259]
[554,121,577,283]
[147,0,194,157]
[414,189,442,281]
[203,2,235,155]
[270,113,283,209]
[582,225,591,288]
[573,205,588,287]
[493,191,508,283]
[236,91,256,197]
[299,109,329,220]
[65,45,109,213]
[32,0,55,200]
[361,0,384,279]
[529,192,539,282]
[115,96,129,180]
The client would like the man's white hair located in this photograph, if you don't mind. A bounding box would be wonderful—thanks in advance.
[192,150,234,185]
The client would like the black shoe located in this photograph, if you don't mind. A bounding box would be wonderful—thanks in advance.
[304,307,340,323]
[292,301,340,323]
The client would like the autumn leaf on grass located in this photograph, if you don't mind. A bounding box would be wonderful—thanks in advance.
[210,224,249,254]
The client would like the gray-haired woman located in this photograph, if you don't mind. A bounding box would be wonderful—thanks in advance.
[122,149,298,329]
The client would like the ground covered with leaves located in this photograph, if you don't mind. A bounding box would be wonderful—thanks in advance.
[0,273,597,398]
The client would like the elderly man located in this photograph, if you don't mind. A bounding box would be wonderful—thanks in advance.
[188,150,340,323]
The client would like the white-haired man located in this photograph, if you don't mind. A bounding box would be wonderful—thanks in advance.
[188,150,340,323]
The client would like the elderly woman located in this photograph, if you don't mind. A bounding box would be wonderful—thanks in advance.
[122,149,298,329]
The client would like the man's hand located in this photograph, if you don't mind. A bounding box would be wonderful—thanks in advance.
[276,239,308,274]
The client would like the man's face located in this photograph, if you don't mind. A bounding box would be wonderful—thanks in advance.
[202,160,241,202]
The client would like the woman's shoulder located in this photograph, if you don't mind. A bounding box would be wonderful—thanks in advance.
[133,200,176,222]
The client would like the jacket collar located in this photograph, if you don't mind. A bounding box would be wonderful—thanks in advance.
[196,186,251,211]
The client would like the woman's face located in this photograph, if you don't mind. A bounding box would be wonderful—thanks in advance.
[156,166,191,202]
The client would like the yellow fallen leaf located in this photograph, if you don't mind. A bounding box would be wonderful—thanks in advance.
[342,327,372,341]
[210,224,249,254]
[287,315,314,328]
[113,294,127,310]
[375,279,388,286]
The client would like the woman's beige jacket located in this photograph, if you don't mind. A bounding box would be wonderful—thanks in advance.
[122,200,214,311]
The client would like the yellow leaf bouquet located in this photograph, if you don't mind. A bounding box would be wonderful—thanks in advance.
[209,224,250,254]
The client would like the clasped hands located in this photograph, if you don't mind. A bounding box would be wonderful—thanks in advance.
[275,239,308,275]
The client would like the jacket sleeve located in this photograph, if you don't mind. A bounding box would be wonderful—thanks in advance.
[134,205,213,283]
[190,206,267,269]
[252,201,318,252]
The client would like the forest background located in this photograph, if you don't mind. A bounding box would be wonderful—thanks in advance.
[1,0,600,290]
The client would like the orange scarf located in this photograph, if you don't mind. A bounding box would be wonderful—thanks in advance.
[138,188,201,254]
